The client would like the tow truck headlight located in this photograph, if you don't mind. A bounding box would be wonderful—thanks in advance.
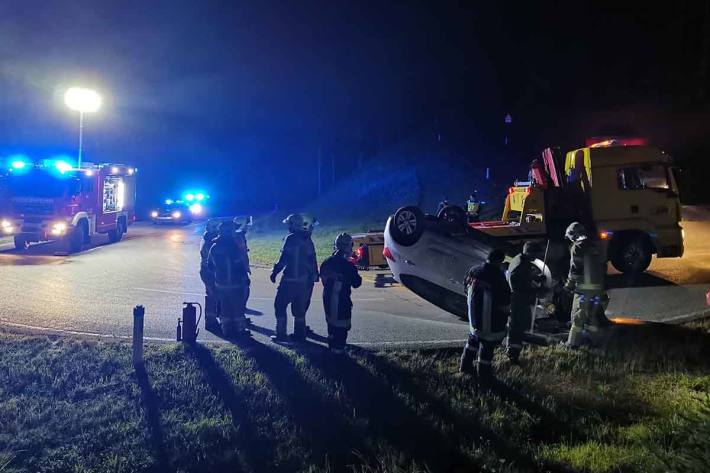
[150,211,159,218]
[189,203,203,215]
[50,222,67,236]
[172,211,182,219]
[1,220,14,234]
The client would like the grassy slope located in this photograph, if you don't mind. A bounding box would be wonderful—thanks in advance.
[1,320,709,473]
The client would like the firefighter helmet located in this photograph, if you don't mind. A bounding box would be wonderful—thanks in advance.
[205,218,221,234]
[282,213,303,231]
[522,241,543,257]
[565,222,587,242]
[334,233,353,253]
[218,220,235,236]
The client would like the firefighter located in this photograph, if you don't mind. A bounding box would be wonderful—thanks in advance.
[269,213,319,342]
[207,221,250,338]
[506,241,546,363]
[466,192,481,222]
[200,219,221,331]
[564,222,607,348]
[459,249,511,385]
[319,233,362,354]
[233,218,252,323]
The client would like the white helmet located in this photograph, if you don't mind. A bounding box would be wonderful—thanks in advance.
[565,222,587,242]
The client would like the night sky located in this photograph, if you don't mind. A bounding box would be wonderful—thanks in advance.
[1,1,708,208]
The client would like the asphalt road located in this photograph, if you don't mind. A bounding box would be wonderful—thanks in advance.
[1,219,709,348]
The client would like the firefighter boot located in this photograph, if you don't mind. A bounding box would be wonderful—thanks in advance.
[204,295,220,332]
[270,317,288,342]
[220,317,236,339]
[459,346,476,375]
[233,317,251,338]
[290,318,307,342]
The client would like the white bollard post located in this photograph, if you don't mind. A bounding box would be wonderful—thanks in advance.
[133,305,145,367]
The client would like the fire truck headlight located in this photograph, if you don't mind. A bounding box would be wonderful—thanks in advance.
[1,220,14,234]
[189,203,203,215]
[150,211,159,218]
[172,211,182,219]
[51,222,67,236]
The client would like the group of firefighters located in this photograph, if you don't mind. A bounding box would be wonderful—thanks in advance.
[460,221,609,385]
[198,213,361,354]
[198,213,608,366]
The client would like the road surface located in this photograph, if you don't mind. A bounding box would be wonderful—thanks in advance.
[0,220,708,348]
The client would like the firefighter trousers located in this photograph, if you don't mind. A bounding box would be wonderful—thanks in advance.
[507,297,532,360]
[567,291,604,347]
[274,280,313,337]
[460,331,502,381]
[327,325,348,352]
[216,286,248,337]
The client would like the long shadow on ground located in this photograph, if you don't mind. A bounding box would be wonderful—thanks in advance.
[186,344,274,473]
[134,364,172,472]
[296,343,481,472]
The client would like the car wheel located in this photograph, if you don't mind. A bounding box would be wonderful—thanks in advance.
[390,206,425,246]
[611,235,652,274]
[67,225,84,253]
[13,236,30,251]
[437,205,467,228]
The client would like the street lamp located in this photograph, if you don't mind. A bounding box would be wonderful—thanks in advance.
[64,87,102,168]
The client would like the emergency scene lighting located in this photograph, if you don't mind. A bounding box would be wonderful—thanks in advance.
[0,3,709,473]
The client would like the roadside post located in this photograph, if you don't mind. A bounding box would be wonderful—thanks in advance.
[133,305,145,367]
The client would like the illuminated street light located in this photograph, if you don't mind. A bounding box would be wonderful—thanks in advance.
[64,87,102,168]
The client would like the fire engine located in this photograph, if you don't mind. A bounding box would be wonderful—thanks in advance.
[0,157,136,252]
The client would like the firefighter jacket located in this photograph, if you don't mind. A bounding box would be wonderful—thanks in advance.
[567,238,605,294]
[208,235,250,289]
[464,262,511,341]
[200,232,218,270]
[319,250,362,329]
[508,253,545,305]
[272,231,318,282]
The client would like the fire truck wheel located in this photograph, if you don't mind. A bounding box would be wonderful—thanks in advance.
[68,226,84,253]
[13,236,30,251]
[390,206,425,247]
[108,220,125,243]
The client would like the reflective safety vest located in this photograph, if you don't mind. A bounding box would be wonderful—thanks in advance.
[570,239,605,293]
[467,200,480,214]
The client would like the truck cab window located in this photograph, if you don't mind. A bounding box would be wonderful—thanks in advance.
[618,165,669,191]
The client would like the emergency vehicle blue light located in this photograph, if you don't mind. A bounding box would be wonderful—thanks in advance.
[196,193,205,201]
[55,161,73,174]
[11,160,26,169]
[165,199,174,205]
[185,193,195,201]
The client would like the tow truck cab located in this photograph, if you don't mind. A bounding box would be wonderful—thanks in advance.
[472,143,683,273]
[0,161,136,252]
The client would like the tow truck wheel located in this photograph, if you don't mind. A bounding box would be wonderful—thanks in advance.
[611,235,652,274]
[390,206,425,247]
[13,236,30,251]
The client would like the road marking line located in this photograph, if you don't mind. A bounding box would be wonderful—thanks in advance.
[0,319,464,348]
[133,287,384,302]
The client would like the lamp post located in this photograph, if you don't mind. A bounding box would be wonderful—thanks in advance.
[64,87,102,168]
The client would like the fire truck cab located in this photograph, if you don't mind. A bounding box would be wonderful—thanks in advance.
[0,159,136,252]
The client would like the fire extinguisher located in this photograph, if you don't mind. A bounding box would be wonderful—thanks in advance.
[181,302,202,344]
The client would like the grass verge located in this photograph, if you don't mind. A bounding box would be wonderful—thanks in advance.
[0,320,708,473]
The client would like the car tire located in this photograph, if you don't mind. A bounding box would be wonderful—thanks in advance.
[437,205,467,228]
[13,236,30,251]
[611,235,652,274]
[390,206,425,247]
[67,225,84,253]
